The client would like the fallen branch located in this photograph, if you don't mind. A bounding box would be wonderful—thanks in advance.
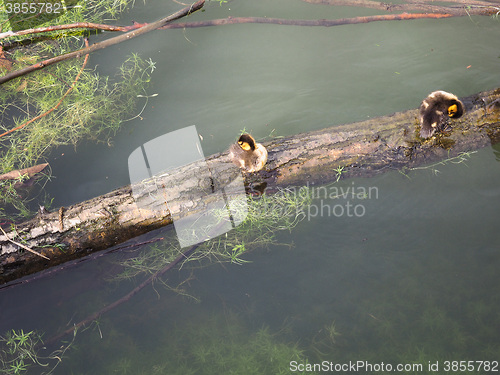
[0,0,205,85]
[0,163,49,181]
[2,0,497,48]
[0,13,456,52]
[160,13,454,30]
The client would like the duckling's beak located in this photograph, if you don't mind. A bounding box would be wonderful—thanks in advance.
[239,141,252,151]
[448,104,458,117]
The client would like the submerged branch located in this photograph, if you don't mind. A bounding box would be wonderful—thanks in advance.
[46,243,199,344]
[0,13,455,46]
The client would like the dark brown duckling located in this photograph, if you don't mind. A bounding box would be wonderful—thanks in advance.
[419,90,464,138]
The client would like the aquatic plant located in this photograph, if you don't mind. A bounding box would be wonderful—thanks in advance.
[305,234,500,374]
[400,150,477,178]
[105,311,319,375]
[0,0,154,220]
[0,328,75,374]
[0,329,41,374]
[115,186,312,282]
[333,165,345,182]
[311,320,342,357]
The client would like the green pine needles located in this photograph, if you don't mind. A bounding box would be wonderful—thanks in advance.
[0,0,155,219]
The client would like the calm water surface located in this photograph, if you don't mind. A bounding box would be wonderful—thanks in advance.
[1,0,500,373]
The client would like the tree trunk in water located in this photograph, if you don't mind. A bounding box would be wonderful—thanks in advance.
[1,87,499,284]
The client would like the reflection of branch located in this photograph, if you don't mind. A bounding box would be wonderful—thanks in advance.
[0,0,205,85]
[46,243,199,345]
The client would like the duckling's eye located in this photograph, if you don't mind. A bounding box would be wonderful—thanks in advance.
[239,141,252,151]
[448,104,458,117]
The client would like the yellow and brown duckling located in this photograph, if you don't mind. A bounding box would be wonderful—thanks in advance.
[419,90,464,138]
[229,133,268,173]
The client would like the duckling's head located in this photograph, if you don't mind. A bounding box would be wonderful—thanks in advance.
[238,134,256,152]
[447,101,464,118]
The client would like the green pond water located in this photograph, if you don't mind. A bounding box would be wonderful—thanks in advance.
[1,0,500,374]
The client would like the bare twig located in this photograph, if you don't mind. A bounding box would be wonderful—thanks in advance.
[0,0,495,57]
[160,13,455,30]
[0,226,50,260]
[301,0,500,15]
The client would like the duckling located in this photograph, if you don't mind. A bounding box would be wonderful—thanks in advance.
[419,90,464,138]
[228,133,268,172]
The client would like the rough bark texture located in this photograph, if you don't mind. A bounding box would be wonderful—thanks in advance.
[1,88,499,284]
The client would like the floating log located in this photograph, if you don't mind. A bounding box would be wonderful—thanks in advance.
[1,87,499,284]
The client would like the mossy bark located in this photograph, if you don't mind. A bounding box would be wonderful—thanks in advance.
[260,88,500,187]
[1,87,499,284]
